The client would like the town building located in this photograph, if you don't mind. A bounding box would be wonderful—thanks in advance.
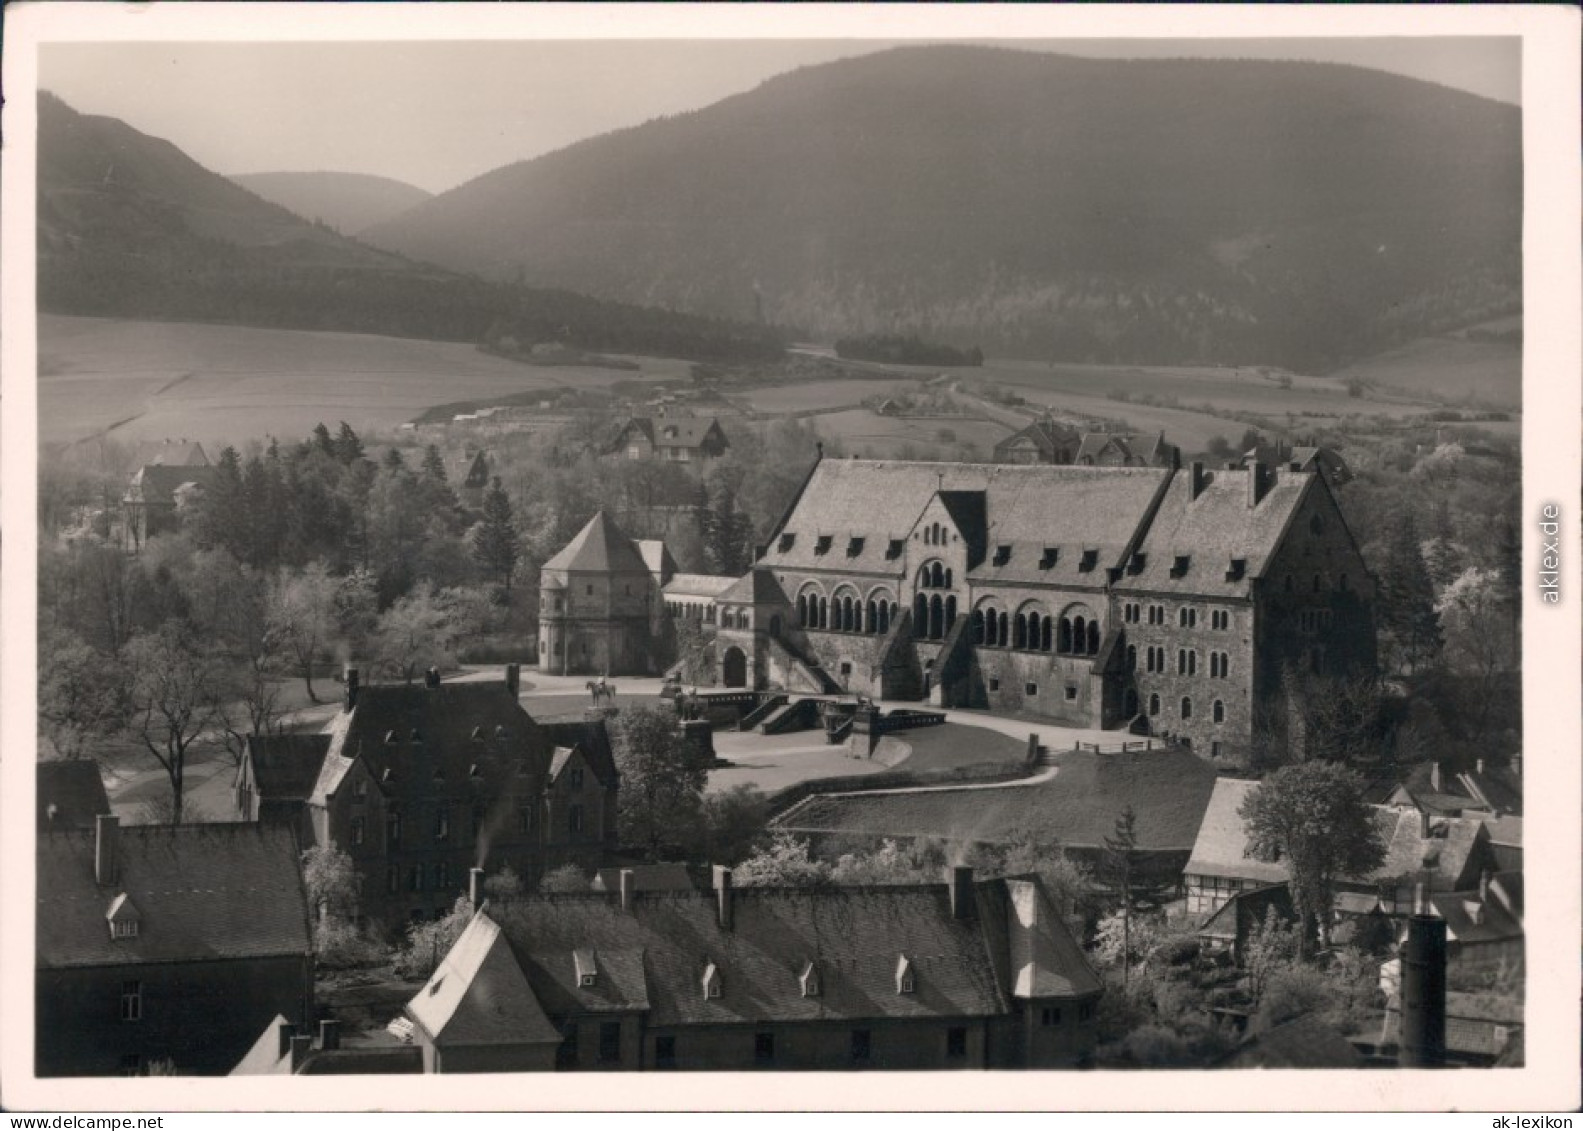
[36,817,314,1077]
[661,573,737,624]
[121,462,219,550]
[1074,430,1178,467]
[402,866,1102,1072]
[37,760,112,831]
[708,453,1375,757]
[992,417,1082,465]
[538,511,665,676]
[233,1016,424,1075]
[1238,441,1352,487]
[237,666,619,931]
[1182,777,1496,920]
[446,449,495,507]
[604,416,731,472]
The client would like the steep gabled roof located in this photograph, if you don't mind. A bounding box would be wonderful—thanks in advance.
[717,568,791,607]
[37,822,311,969]
[637,539,678,581]
[1184,778,1288,884]
[994,418,1079,458]
[406,912,561,1048]
[542,510,651,575]
[37,761,111,831]
[541,717,620,788]
[662,573,739,599]
[130,439,209,468]
[244,734,333,801]
[1112,467,1313,597]
[127,464,220,506]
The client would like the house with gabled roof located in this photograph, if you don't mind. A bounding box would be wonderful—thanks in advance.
[538,510,664,676]
[36,817,313,1077]
[403,865,1101,1072]
[37,760,112,831]
[242,665,619,931]
[604,416,730,472]
[121,462,220,550]
[1075,430,1177,468]
[992,417,1082,466]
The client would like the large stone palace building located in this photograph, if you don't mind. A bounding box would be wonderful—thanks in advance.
[710,454,1375,759]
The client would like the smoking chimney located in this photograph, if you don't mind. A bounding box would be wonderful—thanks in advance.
[1400,908,1448,1067]
[947,865,975,921]
[619,868,635,912]
[469,867,486,910]
[712,865,734,931]
[318,1019,340,1051]
[505,663,521,697]
[95,814,120,886]
[344,666,360,713]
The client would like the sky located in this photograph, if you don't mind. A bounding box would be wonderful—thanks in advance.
[40,37,1521,196]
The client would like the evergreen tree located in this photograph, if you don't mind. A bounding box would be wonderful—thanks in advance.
[1378,512,1443,674]
[312,423,336,459]
[198,446,246,559]
[1101,806,1171,990]
[382,447,406,472]
[472,477,520,592]
[421,444,449,483]
[333,421,365,465]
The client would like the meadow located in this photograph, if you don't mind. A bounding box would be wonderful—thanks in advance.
[1326,331,1521,410]
[37,315,672,448]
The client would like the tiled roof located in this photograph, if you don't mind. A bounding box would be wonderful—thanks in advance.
[1111,467,1312,597]
[717,568,791,606]
[591,864,696,893]
[637,539,677,580]
[781,747,1217,851]
[757,460,1169,584]
[993,419,1078,458]
[1185,780,1487,889]
[542,511,651,575]
[131,439,210,468]
[631,417,725,450]
[296,1048,424,1075]
[37,761,111,831]
[37,822,312,969]
[1184,778,1288,884]
[487,877,1097,1028]
[1075,432,1174,467]
[407,913,562,1048]
[127,464,220,506]
[244,735,333,801]
[663,573,739,599]
[541,718,619,789]
[1425,891,1522,945]
[1000,878,1103,998]
[1225,1013,1363,1068]
[1197,882,1294,941]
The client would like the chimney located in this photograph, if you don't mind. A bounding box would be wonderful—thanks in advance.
[289,1033,314,1072]
[712,865,734,931]
[1188,460,1207,502]
[277,1021,296,1059]
[1247,461,1268,508]
[1429,761,1442,793]
[505,663,521,697]
[1399,910,1448,1067]
[619,868,635,912]
[344,666,360,713]
[1479,868,1491,903]
[95,814,120,886]
[469,867,486,910]
[1475,757,1485,776]
[318,1019,340,1051]
[947,865,975,921]
[1418,807,1431,840]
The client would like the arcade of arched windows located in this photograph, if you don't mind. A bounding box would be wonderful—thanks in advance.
[916,560,954,590]
[796,585,897,636]
[967,601,1102,657]
[920,523,955,547]
[913,591,959,642]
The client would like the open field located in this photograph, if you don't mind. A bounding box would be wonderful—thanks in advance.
[807,409,1010,458]
[1326,332,1521,410]
[37,315,672,448]
[739,378,927,414]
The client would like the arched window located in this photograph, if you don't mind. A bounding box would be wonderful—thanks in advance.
[1212,700,1225,724]
[1313,574,1323,593]
[818,597,829,629]
[866,599,878,634]
[1149,694,1161,716]
[1041,616,1054,652]
[931,562,945,589]
[914,594,928,635]
[1087,620,1101,655]
[945,595,957,635]
[929,595,944,640]
[1125,644,1137,671]
[1013,614,1027,650]
[878,601,891,635]
[944,567,954,589]
[1180,697,1193,720]
[972,609,986,644]
[1058,617,1072,653]
[796,594,808,627]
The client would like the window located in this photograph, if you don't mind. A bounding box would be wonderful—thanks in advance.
[627,445,641,460]
[1213,699,1225,724]
[1211,741,1223,759]
[1064,685,1078,701]
[351,816,365,846]
[352,779,368,799]
[839,661,852,676]
[387,866,399,894]
[120,980,142,1022]
[1178,607,1197,628]
[946,1027,968,1059]
[519,806,533,833]
[570,767,584,790]
[1210,651,1229,679]
[1149,694,1161,716]
[599,1022,622,1064]
[386,811,402,847]
[655,1035,677,1069]
[988,678,1000,692]
[754,1032,775,1066]
[1123,603,1140,624]
[434,862,449,890]
[1339,573,1350,592]
[569,805,585,835]
[586,584,593,596]
[1041,1007,1062,1027]
[1148,605,1165,626]
[1211,609,1230,631]
[1079,1003,1095,1022]
[111,918,138,940]
[408,865,424,892]
[435,809,449,841]
[1181,697,1193,720]
[558,1022,579,1069]
[1025,682,1038,697]
[851,1029,872,1063]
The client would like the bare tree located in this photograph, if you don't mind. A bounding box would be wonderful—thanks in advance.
[122,622,225,825]
[264,562,339,703]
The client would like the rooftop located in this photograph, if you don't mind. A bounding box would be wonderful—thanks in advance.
[37,761,111,831]
[541,510,652,575]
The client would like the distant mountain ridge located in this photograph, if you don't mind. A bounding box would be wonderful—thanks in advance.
[36,92,785,362]
[362,45,1522,370]
[230,171,432,235]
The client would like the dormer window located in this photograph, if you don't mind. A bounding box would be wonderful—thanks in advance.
[106,893,140,940]
[1171,554,1190,578]
[1079,548,1099,572]
[471,726,484,742]
[1128,552,1146,575]
[799,961,820,998]
[702,961,723,1000]
[886,539,905,560]
[384,730,399,745]
[896,955,915,995]
[411,729,422,744]
[992,545,1012,567]
[1225,557,1247,582]
[778,533,795,553]
[814,535,833,555]
[846,537,865,558]
[495,726,508,740]
[381,767,395,783]
[1039,547,1058,570]
[469,763,481,778]
[574,948,598,988]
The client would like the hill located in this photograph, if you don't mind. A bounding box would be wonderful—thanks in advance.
[229,171,433,235]
[36,92,785,362]
[363,45,1522,372]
